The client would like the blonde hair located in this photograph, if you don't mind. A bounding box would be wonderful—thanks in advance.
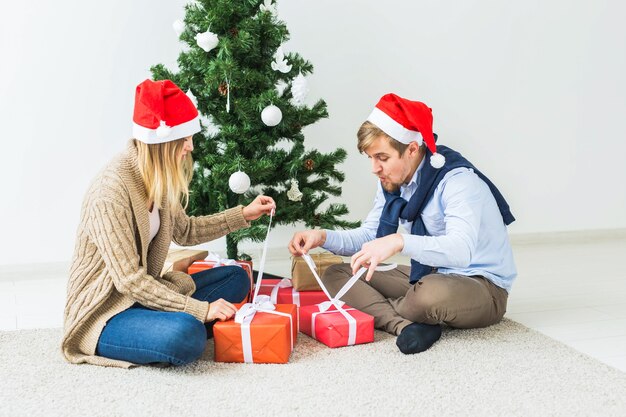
[134,138,193,212]
[357,121,409,156]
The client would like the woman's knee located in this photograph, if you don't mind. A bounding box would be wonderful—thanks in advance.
[227,266,251,302]
[162,313,207,366]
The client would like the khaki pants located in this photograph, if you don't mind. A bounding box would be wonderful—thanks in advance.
[322,263,509,336]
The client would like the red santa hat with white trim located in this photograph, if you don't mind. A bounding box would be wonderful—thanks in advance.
[367,93,445,168]
[132,79,200,144]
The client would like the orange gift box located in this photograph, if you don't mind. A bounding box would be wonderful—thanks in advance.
[188,259,254,301]
[213,303,298,364]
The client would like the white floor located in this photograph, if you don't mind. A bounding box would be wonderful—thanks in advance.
[1,234,625,373]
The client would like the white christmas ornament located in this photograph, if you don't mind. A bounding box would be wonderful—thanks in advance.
[259,0,278,14]
[291,73,308,106]
[271,48,292,73]
[196,30,219,52]
[261,105,282,127]
[186,89,198,107]
[287,179,303,201]
[173,19,185,37]
[275,80,288,97]
[229,171,250,194]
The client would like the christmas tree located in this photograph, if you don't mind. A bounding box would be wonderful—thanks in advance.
[151,0,358,259]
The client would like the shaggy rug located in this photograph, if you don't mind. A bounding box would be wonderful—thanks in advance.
[1,319,625,417]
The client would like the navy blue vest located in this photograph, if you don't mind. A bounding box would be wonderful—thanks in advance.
[376,145,515,283]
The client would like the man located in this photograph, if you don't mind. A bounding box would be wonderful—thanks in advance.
[288,93,516,354]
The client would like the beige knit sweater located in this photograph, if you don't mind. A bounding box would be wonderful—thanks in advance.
[62,140,249,368]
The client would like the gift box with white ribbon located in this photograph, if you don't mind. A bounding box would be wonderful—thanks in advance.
[257,278,329,307]
[188,253,254,301]
[213,296,297,364]
[299,302,374,348]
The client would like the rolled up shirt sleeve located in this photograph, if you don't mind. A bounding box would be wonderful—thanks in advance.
[322,183,386,256]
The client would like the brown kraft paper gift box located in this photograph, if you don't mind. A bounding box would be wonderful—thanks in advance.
[291,252,342,291]
[161,248,209,275]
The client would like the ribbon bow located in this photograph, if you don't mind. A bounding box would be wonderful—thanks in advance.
[205,252,238,267]
[234,295,276,324]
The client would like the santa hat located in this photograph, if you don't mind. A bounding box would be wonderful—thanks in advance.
[132,79,200,144]
[367,93,445,168]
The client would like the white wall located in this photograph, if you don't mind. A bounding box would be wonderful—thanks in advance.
[1,0,625,266]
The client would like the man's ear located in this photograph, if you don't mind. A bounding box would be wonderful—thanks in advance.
[407,141,421,157]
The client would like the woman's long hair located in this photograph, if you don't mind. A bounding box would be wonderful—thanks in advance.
[134,137,193,212]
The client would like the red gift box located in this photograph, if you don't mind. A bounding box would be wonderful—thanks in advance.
[214,302,297,364]
[299,303,374,348]
[188,259,254,302]
[257,278,330,307]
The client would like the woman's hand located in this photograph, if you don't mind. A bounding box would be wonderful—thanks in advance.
[242,195,276,221]
[206,298,237,322]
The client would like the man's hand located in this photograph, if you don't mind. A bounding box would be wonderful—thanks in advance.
[242,195,276,221]
[206,298,237,322]
[288,229,327,256]
[350,233,404,281]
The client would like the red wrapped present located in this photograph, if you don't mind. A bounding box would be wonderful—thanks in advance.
[257,278,330,307]
[188,253,254,301]
[214,296,298,364]
[299,302,374,348]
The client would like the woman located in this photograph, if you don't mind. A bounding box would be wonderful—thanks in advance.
[62,79,275,368]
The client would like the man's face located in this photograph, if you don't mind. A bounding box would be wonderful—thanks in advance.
[365,135,416,193]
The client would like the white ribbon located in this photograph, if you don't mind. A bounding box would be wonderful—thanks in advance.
[312,307,357,345]
[234,210,296,363]
[269,278,300,306]
[234,294,294,363]
[205,252,239,266]
[301,253,397,346]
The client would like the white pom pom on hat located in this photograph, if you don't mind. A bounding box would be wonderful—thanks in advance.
[132,79,201,144]
[366,93,445,168]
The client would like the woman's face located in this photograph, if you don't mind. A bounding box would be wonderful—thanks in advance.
[179,136,194,161]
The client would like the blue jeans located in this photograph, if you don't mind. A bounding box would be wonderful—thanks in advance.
[96,265,250,366]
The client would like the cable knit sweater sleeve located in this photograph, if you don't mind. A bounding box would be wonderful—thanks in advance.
[171,204,250,246]
[88,197,209,322]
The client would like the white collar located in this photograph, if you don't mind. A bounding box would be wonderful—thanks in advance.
[401,155,426,192]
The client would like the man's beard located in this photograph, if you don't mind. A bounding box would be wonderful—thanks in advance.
[381,181,401,193]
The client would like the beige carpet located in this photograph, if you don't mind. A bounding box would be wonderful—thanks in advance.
[1,319,625,417]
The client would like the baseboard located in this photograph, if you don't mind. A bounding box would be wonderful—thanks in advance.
[509,228,626,245]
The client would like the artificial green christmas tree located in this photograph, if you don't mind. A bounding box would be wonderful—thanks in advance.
[151,0,358,260]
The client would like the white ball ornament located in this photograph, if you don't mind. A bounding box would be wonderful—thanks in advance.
[229,171,250,194]
[261,105,282,127]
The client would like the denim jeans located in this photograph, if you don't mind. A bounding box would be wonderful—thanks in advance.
[96,265,250,366]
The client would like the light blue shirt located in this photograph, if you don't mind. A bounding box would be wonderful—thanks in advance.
[322,159,517,292]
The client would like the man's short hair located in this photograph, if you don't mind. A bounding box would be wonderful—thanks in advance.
[357,121,409,156]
